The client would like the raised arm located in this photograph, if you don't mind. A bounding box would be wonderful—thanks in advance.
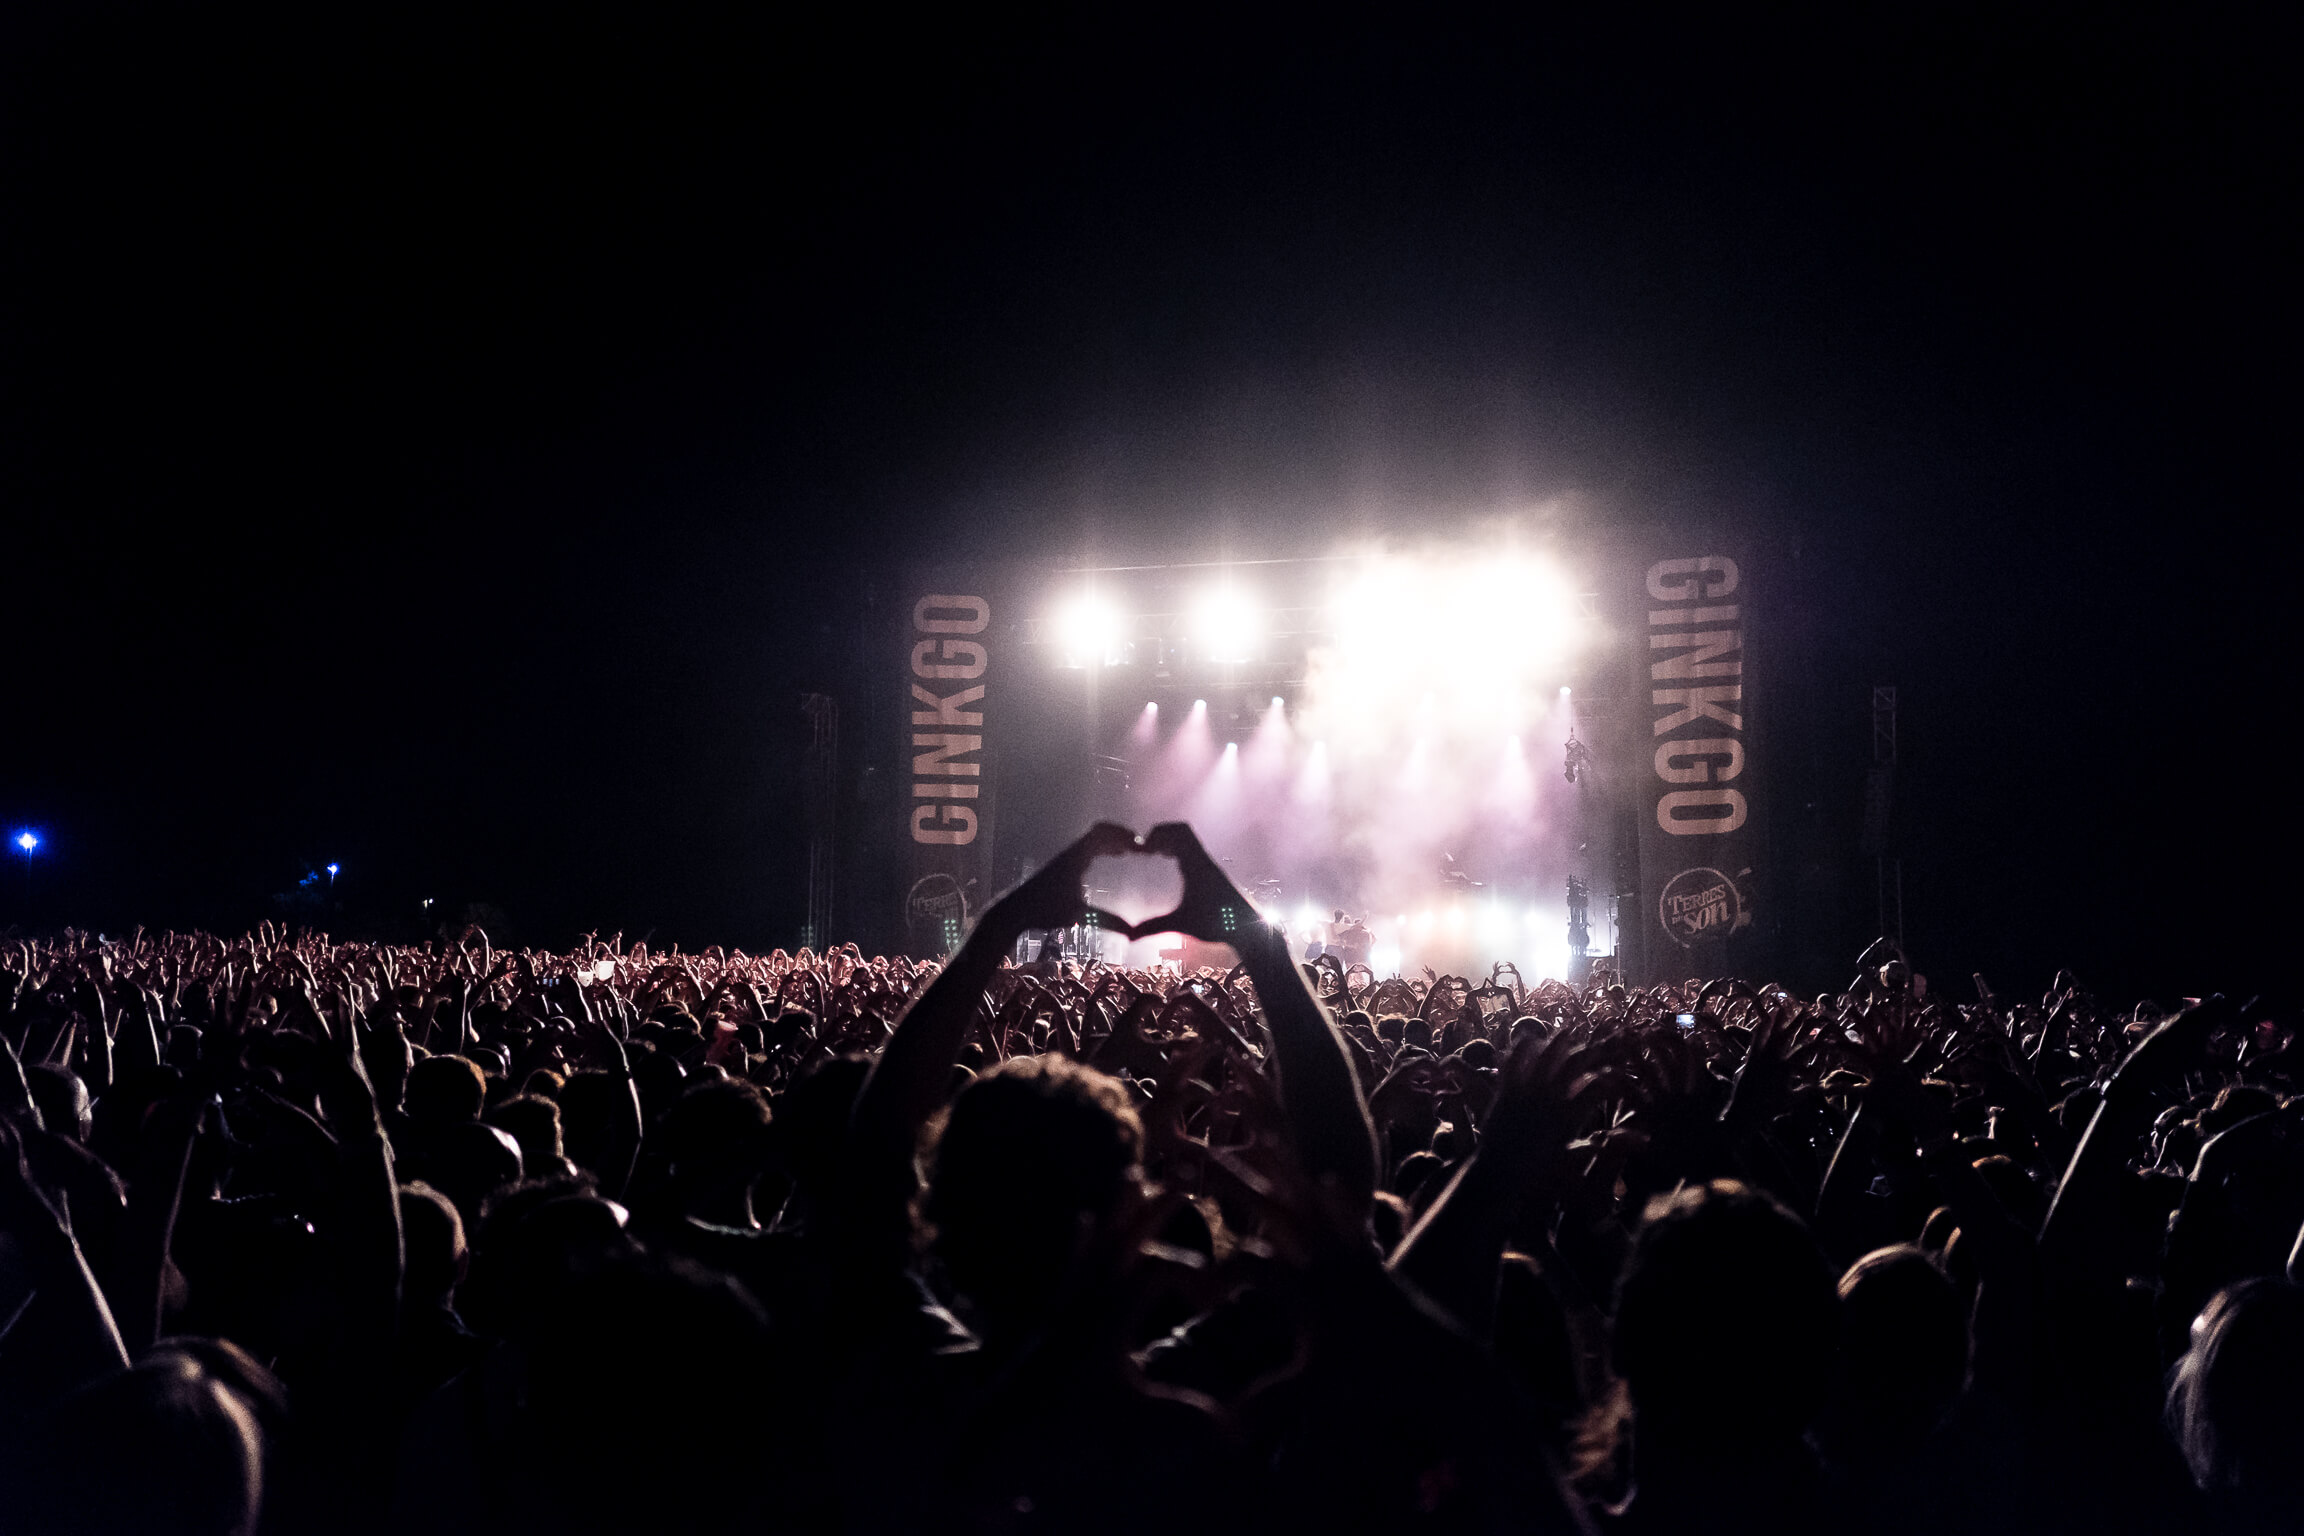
[315,1011,404,1364]
[0,1118,130,1388]
[2039,999,2225,1291]
[1142,822,1377,1221]
[1390,1024,1592,1332]
[570,987,644,1198]
[842,824,1137,1249]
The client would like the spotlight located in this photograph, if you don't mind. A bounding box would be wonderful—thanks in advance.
[1191,588,1261,663]
[1055,594,1126,668]
[1144,701,1158,714]
[12,831,36,854]
[1270,695,1284,708]
[326,863,340,879]
[1192,699,1207,712]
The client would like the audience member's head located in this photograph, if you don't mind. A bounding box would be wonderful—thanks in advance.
[922,1054,1143,1344]
[489,1094,572,1181]
[1829,1245,1968,1456]
[2167,1279,2304,1501]
[25,1064,90,1142]
[405,1054,487,1124]
[1613,1180,1837,1457]
[400,1180,468,1309]
[662,1078,773,1223]
[24,1350,265,1536]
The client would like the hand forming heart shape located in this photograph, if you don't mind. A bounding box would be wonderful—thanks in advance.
[982,821,1268,948]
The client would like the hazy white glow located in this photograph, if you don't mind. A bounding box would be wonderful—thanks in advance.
[1192,587,1262,663]
[1054,593,1126,667]
[1095,538,1592,990]
[1308,550,1582,747]
[1533,924,1571,984]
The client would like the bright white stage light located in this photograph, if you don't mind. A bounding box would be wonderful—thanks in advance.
[1055,594,1125,668]
[1371,944,1402,976]
[1192,698,1207,712]
[1191,587,1261,663]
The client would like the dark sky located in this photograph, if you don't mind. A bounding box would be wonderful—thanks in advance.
[1,5,2294,998]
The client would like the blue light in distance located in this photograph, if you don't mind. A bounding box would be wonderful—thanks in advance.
[326,863,340,878]
[12,831,35,854]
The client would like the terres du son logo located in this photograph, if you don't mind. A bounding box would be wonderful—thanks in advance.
[1657,866,1748,948]
[910,595,988,846]
[905,873,970,944]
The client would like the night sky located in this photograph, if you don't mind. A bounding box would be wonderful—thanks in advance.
[2,5,2292,999]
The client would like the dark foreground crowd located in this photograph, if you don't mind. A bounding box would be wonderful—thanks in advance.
[3,823,2302,1535]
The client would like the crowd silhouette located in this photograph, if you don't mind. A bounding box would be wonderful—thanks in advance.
[3,821,2301,1534]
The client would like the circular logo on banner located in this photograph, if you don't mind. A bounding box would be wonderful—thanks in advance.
[1659,867,1742,948]
[905,874,970,944]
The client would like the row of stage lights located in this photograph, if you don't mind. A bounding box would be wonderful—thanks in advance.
[1055,587,1263,669]
[1051,556,1582,675]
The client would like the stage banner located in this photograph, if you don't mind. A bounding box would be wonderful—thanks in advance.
[900,575,1001,956]
[1632,541,1760,978]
